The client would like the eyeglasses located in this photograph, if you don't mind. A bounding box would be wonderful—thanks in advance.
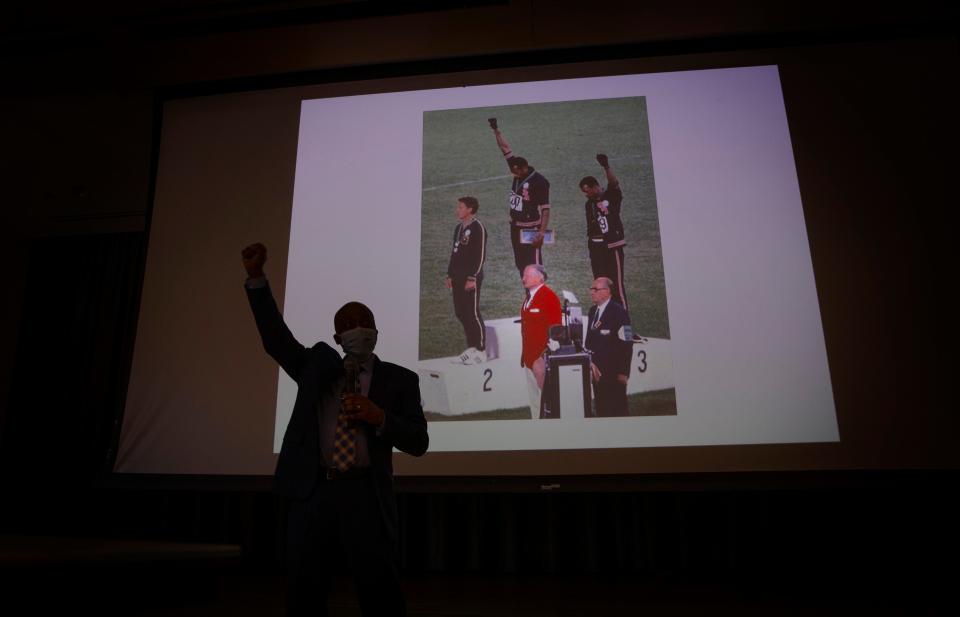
[589,287,609,292]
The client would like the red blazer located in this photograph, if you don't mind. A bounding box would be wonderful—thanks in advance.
[520,284,563,368]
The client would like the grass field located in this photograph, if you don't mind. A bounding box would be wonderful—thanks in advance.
[424,388,677,421]
[419,97,671,360]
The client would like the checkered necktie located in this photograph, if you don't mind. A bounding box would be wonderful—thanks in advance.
[332,361,360,471]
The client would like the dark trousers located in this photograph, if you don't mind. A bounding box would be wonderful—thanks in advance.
[511,225,542,275]
[588,242,628,311]
[451,273,485,350]
[593,378,629,417]
[285,473,405,617]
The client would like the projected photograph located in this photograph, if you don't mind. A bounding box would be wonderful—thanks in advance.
[417,98,676,421]
[121,65,839,465]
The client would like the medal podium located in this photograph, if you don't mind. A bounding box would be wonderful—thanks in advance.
[418,317,673,418]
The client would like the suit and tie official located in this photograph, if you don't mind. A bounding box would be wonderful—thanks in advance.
[584,277,633,417]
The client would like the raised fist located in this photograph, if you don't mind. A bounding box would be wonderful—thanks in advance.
[241,242,267,278]
[488,117,498,130]
[596,153,609,169]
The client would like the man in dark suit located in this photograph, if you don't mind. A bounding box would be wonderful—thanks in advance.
[241,242,428,617]
[584,277,633,417]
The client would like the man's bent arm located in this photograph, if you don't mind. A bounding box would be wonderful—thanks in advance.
[376,369,429,457]
[538,208,551,238]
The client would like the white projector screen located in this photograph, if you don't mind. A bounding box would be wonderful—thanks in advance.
[279,66,835,453]
[116,59,846,478]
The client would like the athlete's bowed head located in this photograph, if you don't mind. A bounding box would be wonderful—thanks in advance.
[579,175,603,199]
[507,156,531,179]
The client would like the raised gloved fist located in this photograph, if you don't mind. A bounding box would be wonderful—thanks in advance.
[488,117,498,130]
[596,153,609,168]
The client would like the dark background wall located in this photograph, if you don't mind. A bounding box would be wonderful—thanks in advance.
[0,1,956,612]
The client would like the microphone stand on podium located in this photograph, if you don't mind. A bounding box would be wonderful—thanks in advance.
[540,290,593,419]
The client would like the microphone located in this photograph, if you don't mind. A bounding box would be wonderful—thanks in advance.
[343,356,360,394]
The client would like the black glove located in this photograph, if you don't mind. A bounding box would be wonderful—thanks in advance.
[488,118,498,130]
[596,153,609,169]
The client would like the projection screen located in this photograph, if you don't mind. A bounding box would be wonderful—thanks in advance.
[116,60,841,478]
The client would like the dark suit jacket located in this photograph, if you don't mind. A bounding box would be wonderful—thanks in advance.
[246,282,428,543]
[585,300,632,380]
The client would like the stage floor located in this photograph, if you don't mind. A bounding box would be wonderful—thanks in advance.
[0,535,949,616]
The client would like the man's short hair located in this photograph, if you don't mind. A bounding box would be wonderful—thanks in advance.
[579,176,600,190]
[334,301,375,334]
[526,264,547,282]
[507,156,529,170]
[458,196,479,214]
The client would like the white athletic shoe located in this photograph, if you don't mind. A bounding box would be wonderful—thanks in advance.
[472,349,486,364]
[453,347,479,365]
